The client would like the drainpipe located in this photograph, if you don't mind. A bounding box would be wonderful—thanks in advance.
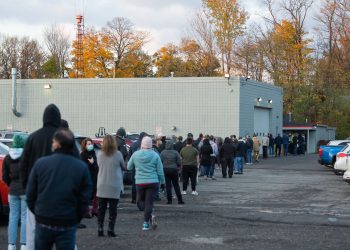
[11,68,21,117]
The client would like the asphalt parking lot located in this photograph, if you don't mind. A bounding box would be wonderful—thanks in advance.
[2,154,350,250]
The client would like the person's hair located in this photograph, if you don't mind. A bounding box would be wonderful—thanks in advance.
[186,137,193,145]
[53,128,75,151]
[81,138,92,151]
[199,133,203,138]
[102,134,118,156]
[178,136,183,141]
[224,137,231,143]
[203,138,210,145]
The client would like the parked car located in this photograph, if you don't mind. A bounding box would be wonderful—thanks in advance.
[343,169,350,183]
[0,142,10,216]
[0,130,27,139]
[318,140,350,167]
[334,144,350,175]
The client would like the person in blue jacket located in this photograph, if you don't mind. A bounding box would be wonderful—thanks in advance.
[127,136,165,231]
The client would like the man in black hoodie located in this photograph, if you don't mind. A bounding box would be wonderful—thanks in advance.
[26,128,92,250]
[20,104,61,250]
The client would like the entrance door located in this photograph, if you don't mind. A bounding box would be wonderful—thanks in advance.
[254,108,270,137]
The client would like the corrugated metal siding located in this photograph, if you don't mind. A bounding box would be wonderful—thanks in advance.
[0,77,244,137]
[239,78,283,137]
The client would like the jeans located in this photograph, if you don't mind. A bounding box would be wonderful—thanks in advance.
[182,165,198,191]
[202,165,211,177]
[35,223,76,250]
[234,157,244,173]
[97,198,118,232]
[8,195,26,245]
[269,146,274,156]
[136,183,158,223]
[275,145,281,157]
[209,156,216,177]
[283,144,288,156]
[263,146,268,159]
[221,158,233,177]
[164,169,183,202]
[247,149,252,164]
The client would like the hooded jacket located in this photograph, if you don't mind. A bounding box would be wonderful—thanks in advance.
[2,148,25,196]
[219,139,236,160]
[160,141,181,171]
[127,149,165,185]
[200,140,213,166]
[20,104,61,188]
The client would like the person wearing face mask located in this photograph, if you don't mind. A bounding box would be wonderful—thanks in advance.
[80,138,99,218]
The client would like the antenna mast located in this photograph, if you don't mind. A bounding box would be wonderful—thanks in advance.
[75,0,84,78]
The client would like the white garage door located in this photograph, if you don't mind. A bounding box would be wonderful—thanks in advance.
[254,108,270,137]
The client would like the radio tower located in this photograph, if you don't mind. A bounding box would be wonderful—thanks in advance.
[75,0,84,78]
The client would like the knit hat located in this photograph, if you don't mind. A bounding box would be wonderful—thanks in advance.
[12,134,28,148]
[141,136,152,149]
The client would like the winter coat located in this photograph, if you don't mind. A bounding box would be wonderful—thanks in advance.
[97,150,124,199]
[275,135,283,146]
[2,149,25,196]
[219,142,236,160]
[80,150,98,192]
[245,138,253,150]
[236,140,247,157]
[127,149,165,185]
[253,137,260,152]
[160,142,181,173]
[200,144,213,166]
[26,149,92,227]
[116,136,128,160]
[20,104,61,188]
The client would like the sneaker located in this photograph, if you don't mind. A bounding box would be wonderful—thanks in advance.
[151,215,157,230]
[211,177,216,180]
[8,244,16,250]
[181,191,187,195]
[191,191,198,195]
[142,222,150,231]
[20,245,26,250]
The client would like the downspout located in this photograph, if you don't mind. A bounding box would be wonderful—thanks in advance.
[11,68,21,117]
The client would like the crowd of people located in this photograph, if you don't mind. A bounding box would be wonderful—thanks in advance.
[2,103,307,250]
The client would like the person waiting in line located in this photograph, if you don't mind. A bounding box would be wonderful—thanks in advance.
[180,137,200,195]
[160,141,184,204]
[252,134,261,163]
[245,135,253,165]
[234,137,246,174]
[174,136,184,153]
[292,134,298,156]
[96,135,124,237]
[274,134,283,157]
[3,134,28,250]
[200,138,213,180]
[20,104,62,250]
[209,135,218,180]
[80,138,99,218]
[26,129,92,250]
[282,133,289,156]
[219,137,236,178]
[268,133,274,157]
[127,136,165,231]
[262,134,269,159]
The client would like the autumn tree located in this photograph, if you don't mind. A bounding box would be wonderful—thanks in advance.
[43,24,71,78]
[202,0,247,74]
[153,44,183,77]
[71,29,113,78]
[189,11,220,76]
[102,17,150,77]
[258,0,314,116]
[0,35,19,78]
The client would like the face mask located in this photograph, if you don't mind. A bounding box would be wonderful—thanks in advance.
[87,144,94,151]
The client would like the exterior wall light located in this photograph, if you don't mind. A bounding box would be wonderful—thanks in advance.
[257,97,262,102]
[44,84,52,89]
[268,99,272,104]
[245,75,251,81]
[171,126,177,131]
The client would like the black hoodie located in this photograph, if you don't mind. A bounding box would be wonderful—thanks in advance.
[20,104,61,188]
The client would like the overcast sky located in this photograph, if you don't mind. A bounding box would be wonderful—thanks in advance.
[0,0,320,53]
